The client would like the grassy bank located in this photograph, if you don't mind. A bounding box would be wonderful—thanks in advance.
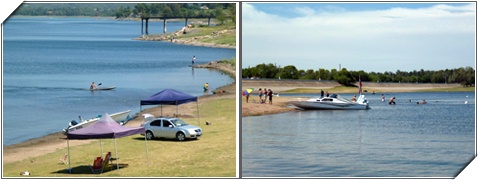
[137,23,236,49]
[242,79,471,94]
[3,97,236,177]
[283,86,475,94]
[415,86,475,92]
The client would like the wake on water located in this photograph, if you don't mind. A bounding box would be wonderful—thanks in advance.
[3,85,95,92]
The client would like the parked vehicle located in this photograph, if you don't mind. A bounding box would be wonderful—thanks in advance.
[140,115,202,141]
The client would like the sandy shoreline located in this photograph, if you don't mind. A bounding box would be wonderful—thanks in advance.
[3,63,469,163]
[3,62,236,164]
[241,79,467,117]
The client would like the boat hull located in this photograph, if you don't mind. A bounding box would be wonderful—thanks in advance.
[85,86,116,91]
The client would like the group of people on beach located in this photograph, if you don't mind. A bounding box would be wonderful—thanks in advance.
[258,88,273,105]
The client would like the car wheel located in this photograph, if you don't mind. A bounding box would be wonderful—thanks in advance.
[146,131,154,140]
[176,132,186,141]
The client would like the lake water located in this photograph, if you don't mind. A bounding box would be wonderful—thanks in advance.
[242,92,475,177]
[2,17,235,146]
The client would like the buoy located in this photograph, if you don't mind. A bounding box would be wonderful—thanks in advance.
[465,101,468,104]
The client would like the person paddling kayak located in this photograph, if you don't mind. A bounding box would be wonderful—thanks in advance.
[90,82,96,89]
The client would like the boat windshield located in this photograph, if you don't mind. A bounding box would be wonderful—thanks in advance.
[335,94,354,103]
[170,119,188,127]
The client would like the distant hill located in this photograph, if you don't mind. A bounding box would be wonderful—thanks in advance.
[12,3,136,17]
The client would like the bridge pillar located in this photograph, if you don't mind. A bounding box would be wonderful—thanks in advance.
[145,18,149,35]
[163,19,167,33]
[185,17,189,27]
[208,17,211,26]
[141,18,144,35]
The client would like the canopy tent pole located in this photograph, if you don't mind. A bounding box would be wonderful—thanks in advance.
[196,101,200,125]
[100,139,103,158]
[144,131,149,163]
[115,138,120,175]
[67,138,71,173]
[161,105,163,116]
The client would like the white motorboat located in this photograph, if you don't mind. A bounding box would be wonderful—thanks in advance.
[63,110,132,133]
[289,94,370,110]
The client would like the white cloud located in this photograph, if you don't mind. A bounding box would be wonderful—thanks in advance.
[294,6,316,16]
[242,3,476,72]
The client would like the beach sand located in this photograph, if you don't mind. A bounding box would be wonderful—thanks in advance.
[3,62,236,165]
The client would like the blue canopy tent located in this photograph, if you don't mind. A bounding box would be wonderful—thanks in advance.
[140,89,200,125]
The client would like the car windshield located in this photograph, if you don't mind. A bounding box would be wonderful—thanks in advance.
[170,119,188,127]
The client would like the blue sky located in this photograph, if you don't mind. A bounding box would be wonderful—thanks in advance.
[242,2,476,72]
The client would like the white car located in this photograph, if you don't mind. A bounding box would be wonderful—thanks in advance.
[141,117,202,141]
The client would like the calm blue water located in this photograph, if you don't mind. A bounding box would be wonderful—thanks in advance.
[242,92,475,177]
[2,17,235,146]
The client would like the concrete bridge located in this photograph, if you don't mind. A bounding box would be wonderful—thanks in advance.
[141,16,213,35]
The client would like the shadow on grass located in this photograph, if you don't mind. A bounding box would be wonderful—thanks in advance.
[52,164,129,174]
[132,137,199,142]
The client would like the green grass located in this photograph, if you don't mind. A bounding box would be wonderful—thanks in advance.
[3,97,236,177]
[217,58,236,68]
[177,24,236,46]
[200,33,236,45]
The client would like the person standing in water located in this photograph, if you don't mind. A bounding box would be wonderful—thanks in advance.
[389,97,396,105]
[203,83,209,94]
[192,55,196,66]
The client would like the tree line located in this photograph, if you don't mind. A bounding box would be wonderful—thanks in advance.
[12,3,131,17]
[119,3,234,18]
[12,3,236,25]
[242,64,475,87]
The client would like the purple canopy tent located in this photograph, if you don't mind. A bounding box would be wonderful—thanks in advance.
[66,113,147,174]
[140,89,200,125]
